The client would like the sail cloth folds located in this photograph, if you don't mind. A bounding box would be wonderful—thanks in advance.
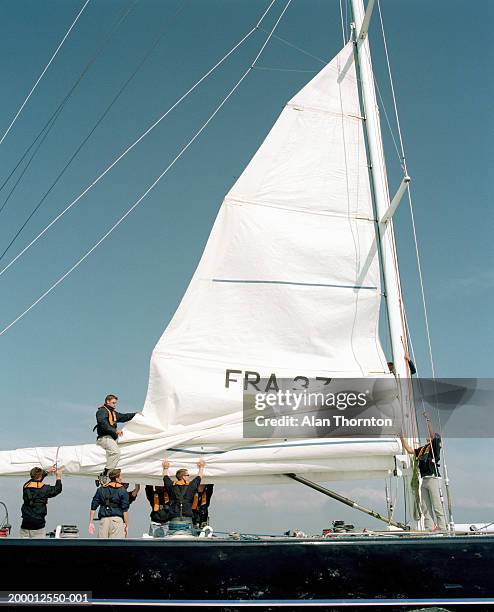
[128,41,389,435]
[0,43,395,481]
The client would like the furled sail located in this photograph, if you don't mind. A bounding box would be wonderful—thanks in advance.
[0,42,400,482]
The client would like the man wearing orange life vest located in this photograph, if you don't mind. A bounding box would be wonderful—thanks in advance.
[192,483,214,528]
[89,468,130,538]
[20,465,62,538]
[94,394,142,485]
[161,458,206,529]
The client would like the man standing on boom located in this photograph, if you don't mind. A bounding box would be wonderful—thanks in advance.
[94,394,142,485]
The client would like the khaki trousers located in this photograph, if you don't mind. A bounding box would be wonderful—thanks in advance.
[96,435,121,470]
[98,516,125,539]
[20,527,46,538]
[421,476,447,530]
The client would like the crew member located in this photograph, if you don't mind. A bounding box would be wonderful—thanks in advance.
[20,465,62,538]
[192,484,214,528]
[161,458,206,532]
[93,394,142,484]
[145,485,170,536]
[400,419,447,531]
[145,485,169,522]
[124,483,140,506]
[89,468,129,538]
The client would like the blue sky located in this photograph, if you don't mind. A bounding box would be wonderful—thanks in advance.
[0,0,492,536]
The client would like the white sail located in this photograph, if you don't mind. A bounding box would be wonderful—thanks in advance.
[0,42,399,482]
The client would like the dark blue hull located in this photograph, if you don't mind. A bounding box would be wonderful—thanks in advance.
[1,535,493,606]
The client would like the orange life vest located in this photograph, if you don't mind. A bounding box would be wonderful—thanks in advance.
[153,489,170,512]
[23,481,47,489]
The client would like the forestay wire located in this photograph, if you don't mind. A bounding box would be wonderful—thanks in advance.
[0,2,274,281]
[0,0,292,337]
[0,0,91,147]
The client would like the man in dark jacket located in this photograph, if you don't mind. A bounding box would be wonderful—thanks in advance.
[89,468,129,538]
[400,419,447,531]
[145,485,170,524]
[192,484,214,528]
[94,394,142,484]
[20,465,62,538]
[161,458,205,531]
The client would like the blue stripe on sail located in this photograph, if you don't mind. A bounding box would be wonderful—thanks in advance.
[212,278,377,290]
[168,439,396,455]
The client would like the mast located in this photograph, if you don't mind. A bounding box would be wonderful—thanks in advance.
[350,0,420,528]
[349,0,409,379]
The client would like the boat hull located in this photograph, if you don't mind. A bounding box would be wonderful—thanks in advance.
[1,535,493,603]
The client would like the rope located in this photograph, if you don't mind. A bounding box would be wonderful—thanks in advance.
[0,0,184,264]
[252,66,318,73]
[376,2,453,529]
[0,0,137,206]
[0,3,272,280]
[259,29,327,65]
[0,0,139,256]
[376,0,436,378]
[377,0,406,171]
[0,501,10,531]
[0,0,292,337]
[339,0,346,46]
[0,109,62,217]
[0,0,91,147]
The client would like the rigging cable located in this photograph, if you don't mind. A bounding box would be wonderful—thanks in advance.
[0,0,187,263]
[0,1,275,280]
[377,0,454,529]
[0,0,138,227]
[339,0,346,46]
[376,0,436,377]
[0,0,292,337]
[259,29,328,65]
[0,0,91,147]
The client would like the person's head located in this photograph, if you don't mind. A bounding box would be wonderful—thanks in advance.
[108,468,122,482]
[175,468,190,483]
[29,467,46,481]
[105,394,118,408]
[387,361,395,374]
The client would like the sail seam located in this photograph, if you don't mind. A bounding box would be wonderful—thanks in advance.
[152,349,386,375]
[286,103,363,120]
[224,197,375,221]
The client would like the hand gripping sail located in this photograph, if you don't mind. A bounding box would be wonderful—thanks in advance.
[0,43,399,482]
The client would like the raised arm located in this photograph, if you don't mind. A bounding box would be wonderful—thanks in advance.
[45,466,63,497]
[161,459,173,489]
[399,434,415,455]
[161,459,170,477]
[423,412,435,442]
[197,458,206,479]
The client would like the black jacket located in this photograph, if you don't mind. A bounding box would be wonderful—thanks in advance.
[145,485,170,524]
[415,433,442,477]
[91,483,129,519]
[94,404,136,440]
[163,476,201,518]
[21,479,62,530]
